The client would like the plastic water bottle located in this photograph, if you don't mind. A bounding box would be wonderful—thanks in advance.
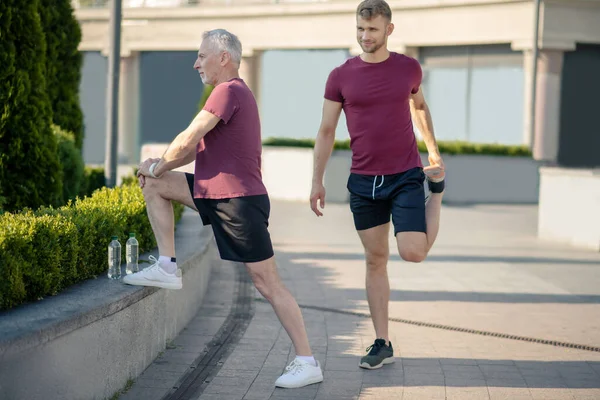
[107,236,122,279]
[126,233,139,275]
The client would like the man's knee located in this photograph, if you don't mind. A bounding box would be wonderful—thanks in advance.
[398,246,427,263]
[142,174,175,201]
[396,232,428,263]
[365,250,388,273]
[246,258,280,301]
[142,176,162,197]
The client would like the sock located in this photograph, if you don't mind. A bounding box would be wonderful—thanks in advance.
[296,355,317,366]
[159,256,177,274]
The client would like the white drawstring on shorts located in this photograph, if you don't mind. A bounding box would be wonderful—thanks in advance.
[372,175,384,199]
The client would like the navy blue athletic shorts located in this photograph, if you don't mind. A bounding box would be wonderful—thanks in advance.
[347,167,426,235]
[185,173,274,263]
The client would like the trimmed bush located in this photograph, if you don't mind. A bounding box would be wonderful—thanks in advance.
[416,140,532,156]
[79,166,106,198]
[54,125,84,203]
[0,211,78,309]
[0,182,186,310]
[39,0,85,149]
[262,137,532,157]
[45,184,155,280]
[0,0,63,212]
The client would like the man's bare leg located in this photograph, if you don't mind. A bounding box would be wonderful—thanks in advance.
[141,172,198,257]
[245,257,312,356]
[357,223,391,344]
[123,172,197,289]
[397,168,445,262]
[424,192,443,249]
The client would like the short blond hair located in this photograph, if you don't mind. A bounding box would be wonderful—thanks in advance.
[356,0,392,21]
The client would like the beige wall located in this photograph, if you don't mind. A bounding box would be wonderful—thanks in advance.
[76,1,600,55]
[538,167,600,251]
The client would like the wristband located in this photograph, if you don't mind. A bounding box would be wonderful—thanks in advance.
[149,162,161,179]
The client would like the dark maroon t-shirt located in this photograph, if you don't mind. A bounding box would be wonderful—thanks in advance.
[193,78,267,199]
[324,52,424,175]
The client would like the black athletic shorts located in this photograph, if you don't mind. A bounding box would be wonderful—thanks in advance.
[185,173,274,263]
[347,167,426,235]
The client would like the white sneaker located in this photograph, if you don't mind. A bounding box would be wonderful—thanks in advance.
[274,358,324,389]
[122,255,182,290]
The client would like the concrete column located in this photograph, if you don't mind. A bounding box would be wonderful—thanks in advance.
[239,52,263,109]
[521,49,564,162]
[117,52,140,164]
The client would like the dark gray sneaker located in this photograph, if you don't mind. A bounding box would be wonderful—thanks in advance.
[359,339,394,369]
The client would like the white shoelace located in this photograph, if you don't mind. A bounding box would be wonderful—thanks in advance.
[283,359,305,376]
[138,255,160,276]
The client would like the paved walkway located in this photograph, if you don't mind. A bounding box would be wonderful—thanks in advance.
[123,201,600,400]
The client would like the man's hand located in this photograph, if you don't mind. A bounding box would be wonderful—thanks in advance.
[310,183,326,217]
[428,152,445,170]
[137,157,161,188]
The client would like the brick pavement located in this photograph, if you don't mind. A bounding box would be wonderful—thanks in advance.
[197,201,600,400]
[122,201,600,400]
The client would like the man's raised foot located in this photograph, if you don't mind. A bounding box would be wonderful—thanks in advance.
[122,255,183,290]
[424,165,445,193]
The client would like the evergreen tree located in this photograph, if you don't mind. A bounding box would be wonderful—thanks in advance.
[39,0,85,149]
[0,0,63,212]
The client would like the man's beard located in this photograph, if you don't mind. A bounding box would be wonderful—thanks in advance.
[360,41,384,54]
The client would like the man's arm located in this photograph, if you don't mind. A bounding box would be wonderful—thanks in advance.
[142,110,220,178]
[310,99,343,216]
[410,87,444,168]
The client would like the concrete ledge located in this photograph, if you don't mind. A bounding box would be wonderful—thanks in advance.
[538,166,600,251]
[262,146,540,204]
[139,143,540,204]
[437,153,540,204]
[0,208,215,400]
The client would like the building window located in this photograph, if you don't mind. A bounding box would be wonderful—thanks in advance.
[420,45,524,145]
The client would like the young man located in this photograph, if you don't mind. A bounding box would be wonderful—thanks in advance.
[310,0,446,370]
[125,29,323,389]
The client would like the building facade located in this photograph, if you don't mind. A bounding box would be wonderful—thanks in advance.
[74,0,600,249]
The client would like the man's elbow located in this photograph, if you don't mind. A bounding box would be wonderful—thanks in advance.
[318,126,336,139]
[412,99,428,111]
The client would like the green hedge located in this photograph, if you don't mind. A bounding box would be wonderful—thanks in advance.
[0,211,78,309]
[262,137,532,157]
[0,183,185,310]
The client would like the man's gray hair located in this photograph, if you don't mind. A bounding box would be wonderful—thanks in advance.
[202,29,242,65]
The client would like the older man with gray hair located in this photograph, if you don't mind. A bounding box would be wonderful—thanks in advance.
[126,29,324,388]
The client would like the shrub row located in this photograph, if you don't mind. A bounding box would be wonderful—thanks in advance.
[0,183,185,310]
[262,137,532,157]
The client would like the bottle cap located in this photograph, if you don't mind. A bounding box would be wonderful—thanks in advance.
[129,233,135,238]
[111,236,118,240]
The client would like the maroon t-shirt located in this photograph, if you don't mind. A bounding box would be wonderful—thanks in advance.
[193,78,267,199]
[324,52,424,175]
